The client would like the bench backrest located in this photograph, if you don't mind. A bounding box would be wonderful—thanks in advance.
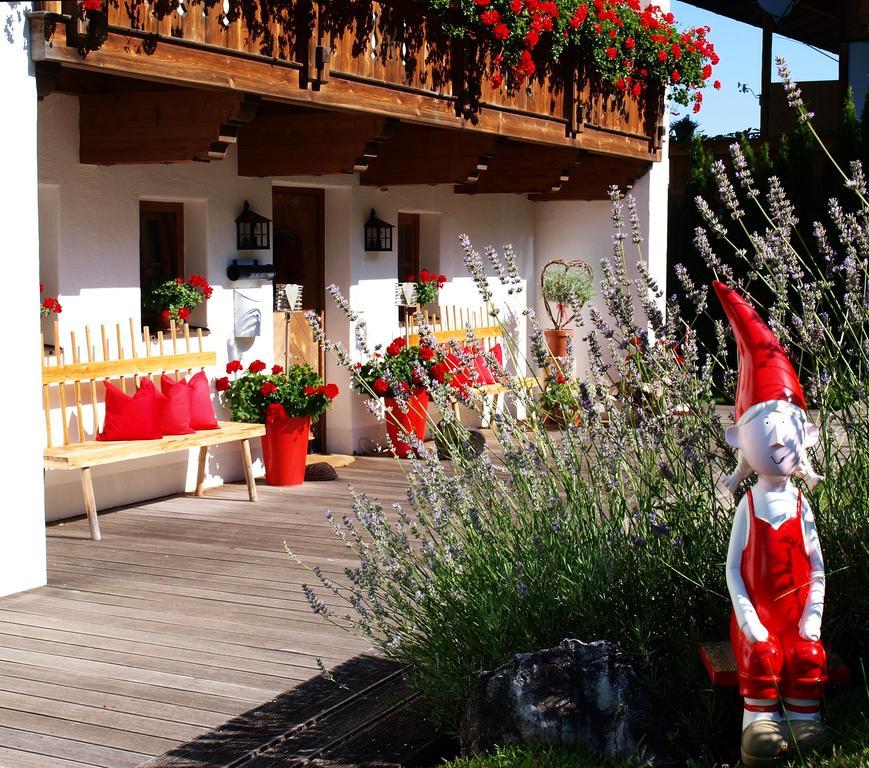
[42,319,216,447]
[404,303,503,350]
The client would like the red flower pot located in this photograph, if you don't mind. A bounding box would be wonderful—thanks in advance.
[262,415,310,486]
[384,389,429,458]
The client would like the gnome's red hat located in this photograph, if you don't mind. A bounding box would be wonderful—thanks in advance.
[713,281,805,422]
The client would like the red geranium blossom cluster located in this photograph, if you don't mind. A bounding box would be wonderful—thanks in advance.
[218,359,338,424]
[39,282,62,317]
[358,337,441,399]
[81,0,102,10]
[146,273,213,326]
[407,268,447,305]
[462,0,717,108]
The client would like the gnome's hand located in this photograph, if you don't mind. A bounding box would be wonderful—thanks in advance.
[799,612,822,642]
[742,614,769,644]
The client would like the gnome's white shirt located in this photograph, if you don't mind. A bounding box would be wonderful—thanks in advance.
[724,400,826,645]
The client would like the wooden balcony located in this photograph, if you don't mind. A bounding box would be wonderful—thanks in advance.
[29,1,662,198]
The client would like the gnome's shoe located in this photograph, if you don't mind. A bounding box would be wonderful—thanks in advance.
[740,720,789,767]
[785,719,828,752]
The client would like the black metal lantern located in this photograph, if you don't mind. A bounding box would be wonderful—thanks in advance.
[236,201,271,250]
[364,209,394,252]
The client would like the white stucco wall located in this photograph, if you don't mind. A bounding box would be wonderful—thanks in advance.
[37,86,668,522]
[1,2,48,597]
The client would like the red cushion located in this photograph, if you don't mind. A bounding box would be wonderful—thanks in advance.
[157,375,195,435]
[97,379,162,441]
[445,352,472,389]
[473,343,503,385]
[188,370,219,430]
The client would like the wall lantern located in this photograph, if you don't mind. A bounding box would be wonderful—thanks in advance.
[236,201,271,250]
[364,209,394,252]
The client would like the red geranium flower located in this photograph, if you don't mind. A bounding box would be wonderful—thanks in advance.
[248,360,267,373]
[178,307,190,320]
[260,381,278,397]
[373,378,389,395]
[493,22,510,40]
[175,276,185,285]
[480,9,500,25]
[671,69,680,82]
[215,376,230,392]
[419,346,435,361]
[304,385,317,396]
[491,73,503,88]
[271,365,284,375]
[160,310,171,324]
[713,80,721,89]
[82,0,102,10]
[657,49,667,62]
[324,383,339,400]
[606,47,617,59]
[632,82,642,97]
[625,36,635,49]
[226,360,243,374]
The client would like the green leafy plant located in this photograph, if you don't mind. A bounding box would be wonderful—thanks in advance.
[355,337,444,399]
[541,260,594,329]
[216,360,337,424]
[537,372,580,427]
[144,274,212,325]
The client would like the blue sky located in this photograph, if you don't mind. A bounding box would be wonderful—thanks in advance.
[669,0,840,137]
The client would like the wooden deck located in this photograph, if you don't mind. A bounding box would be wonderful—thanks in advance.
[0,458,412,768]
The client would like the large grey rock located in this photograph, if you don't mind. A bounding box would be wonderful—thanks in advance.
[460,639,659,761]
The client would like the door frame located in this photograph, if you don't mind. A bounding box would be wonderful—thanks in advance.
[271,185,327,451]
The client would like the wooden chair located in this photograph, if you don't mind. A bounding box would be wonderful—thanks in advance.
[42,319,265,541]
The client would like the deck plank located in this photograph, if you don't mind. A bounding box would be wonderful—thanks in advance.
[0,457,407,767]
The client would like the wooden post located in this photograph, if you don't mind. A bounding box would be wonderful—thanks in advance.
[760,15,773,138]
[80,467,101,541]
[240,439,257,502]
[195,445,208,497]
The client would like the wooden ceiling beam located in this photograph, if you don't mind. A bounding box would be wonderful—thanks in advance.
[237,112,397,176]
[360,126,499,186]
[455,142,580,195]
[78,89,259,165]
[529,155,651,201]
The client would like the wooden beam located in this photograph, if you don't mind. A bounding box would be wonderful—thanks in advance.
[360,126,498,186]
[237,112,391,176]
[455,142,580,195]
[78,89,258,164]
[529,155,651,201]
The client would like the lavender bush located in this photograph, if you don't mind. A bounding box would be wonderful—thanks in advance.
[294,61,867,762]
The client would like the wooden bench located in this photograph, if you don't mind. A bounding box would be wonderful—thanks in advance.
[405,304,537,420]
[699,641,850,687]
[42,319,265,541]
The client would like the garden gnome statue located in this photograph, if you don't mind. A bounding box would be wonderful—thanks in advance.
[714,281,827,767]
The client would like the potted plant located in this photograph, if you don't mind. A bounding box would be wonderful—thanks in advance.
[144,274,213,329]
[407,269,446,306]
[39,282,62,318]
[541,259,593,359]
[355,337,440,458]
[538,372,581,429]
[217,360,338,486]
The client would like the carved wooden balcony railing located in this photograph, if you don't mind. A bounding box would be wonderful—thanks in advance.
[30,0,664,165]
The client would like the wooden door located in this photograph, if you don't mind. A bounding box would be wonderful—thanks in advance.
[272,187,326,451]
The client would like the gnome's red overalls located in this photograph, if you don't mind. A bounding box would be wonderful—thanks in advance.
[729,488,826,702]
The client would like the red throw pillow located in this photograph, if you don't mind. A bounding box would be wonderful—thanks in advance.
[445,352,473,389]
[97,379,162,441]
[188,370,219,430]
[157,374,195,435]
[473,343,503,385]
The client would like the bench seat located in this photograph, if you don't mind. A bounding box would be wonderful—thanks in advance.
[44,421,265,469]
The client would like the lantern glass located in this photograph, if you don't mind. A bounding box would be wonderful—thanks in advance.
[236,201,271,251]
[364,209,394,252]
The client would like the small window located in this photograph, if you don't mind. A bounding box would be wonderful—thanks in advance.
[140,201,184,324]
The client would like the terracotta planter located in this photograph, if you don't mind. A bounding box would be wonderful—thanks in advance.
[384,389,429,458]
[262,415,310,486]
[543,328,571,359]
